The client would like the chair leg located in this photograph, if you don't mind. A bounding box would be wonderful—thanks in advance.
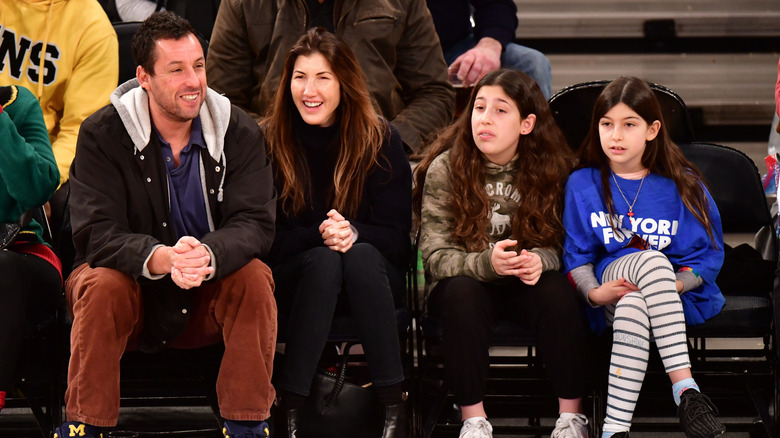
[422,380,449,438]
[745,379,772,437]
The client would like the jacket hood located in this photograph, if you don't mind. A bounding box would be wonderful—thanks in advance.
[110,78,232,163]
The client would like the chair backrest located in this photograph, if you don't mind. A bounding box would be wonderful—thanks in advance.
[679,142,773,235]
[113,21,210,86]
[114,21,143,85]
[549,80,696,151]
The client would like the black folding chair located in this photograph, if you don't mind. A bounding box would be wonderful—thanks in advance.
[679,142,777,437]
[549,79,696,151]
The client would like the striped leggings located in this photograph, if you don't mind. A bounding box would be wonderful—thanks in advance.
[601,250,690,433]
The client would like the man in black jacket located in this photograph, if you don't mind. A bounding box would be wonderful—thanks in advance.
[57,12,276,438]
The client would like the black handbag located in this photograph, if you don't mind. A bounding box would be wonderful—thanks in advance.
[1,210,32,250]
[298,344,384,438]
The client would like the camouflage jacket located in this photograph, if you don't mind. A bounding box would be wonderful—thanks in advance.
[419,149,561,295]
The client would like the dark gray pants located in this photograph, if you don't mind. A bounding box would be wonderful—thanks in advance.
[0,251,60,390]
[427,272,588,406]
[273,244,405,396]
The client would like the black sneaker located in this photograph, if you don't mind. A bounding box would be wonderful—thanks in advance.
[53,422,103,438]
[677,389,726,438]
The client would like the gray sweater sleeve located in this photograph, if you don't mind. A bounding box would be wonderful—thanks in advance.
[529,246,562,272]
[676,270,703,293]
[569,263,600,307]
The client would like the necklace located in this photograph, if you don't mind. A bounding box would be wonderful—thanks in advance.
[611,171,645,217]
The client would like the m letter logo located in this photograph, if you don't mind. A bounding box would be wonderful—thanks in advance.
[68,424,86,437]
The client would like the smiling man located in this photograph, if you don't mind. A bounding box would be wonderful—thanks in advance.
[57,11,277,438]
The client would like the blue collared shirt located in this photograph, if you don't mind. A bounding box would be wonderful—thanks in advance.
[156,117,210,240]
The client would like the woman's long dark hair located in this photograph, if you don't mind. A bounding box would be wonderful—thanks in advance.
[576,76,716,243]
[262,28,384,217]
[413,69,572,252]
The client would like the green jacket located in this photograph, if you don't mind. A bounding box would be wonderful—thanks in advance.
[419,149,561,295]
[206,0,455,153]
[0,85,59,245]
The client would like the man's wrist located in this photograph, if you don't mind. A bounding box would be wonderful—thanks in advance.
[148,246,173,275]
[476,37,503,55]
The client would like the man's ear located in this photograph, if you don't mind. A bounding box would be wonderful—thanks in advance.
[137,65,150,90]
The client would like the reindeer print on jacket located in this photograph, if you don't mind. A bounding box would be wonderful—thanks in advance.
[419,150,561,295]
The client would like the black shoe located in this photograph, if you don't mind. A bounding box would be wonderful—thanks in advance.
[610,433,629,438]
[381,401,410,438]
[284,408,299,438]
[272,393,302,438]
[677,389,726,438]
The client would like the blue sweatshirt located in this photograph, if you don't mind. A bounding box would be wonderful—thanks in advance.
[563,167,725,331]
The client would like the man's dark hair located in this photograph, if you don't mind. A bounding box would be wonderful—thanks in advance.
[131,11,196,76]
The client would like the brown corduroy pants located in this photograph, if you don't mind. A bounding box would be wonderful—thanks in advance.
[64,259,277,427]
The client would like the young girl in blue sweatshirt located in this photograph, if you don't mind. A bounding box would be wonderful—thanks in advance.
[562,77,726,438]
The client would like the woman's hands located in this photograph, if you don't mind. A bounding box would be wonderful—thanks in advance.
[490,239,543,285]
[587,278,639,306]
[319,209,355,253]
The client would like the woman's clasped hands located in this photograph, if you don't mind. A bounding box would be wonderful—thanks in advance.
[319,209,355,253]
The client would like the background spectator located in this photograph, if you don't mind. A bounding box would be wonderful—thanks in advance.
[0,84,61,415]
[426,0,552,98]
[107,0,222,41]
[0,0,118,187]
[769,57,780,156]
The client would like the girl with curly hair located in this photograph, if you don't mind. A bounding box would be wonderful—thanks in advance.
[414,69,589,438]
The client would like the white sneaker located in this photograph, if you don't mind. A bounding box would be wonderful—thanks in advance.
[551,413,589,438]
[459,416,493,438]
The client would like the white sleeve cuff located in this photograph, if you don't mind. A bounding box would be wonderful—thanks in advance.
[202,243,217,281]
[142,244,167,280]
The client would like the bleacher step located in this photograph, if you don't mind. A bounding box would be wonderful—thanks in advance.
[549,52,778,127]
[515,0,780,39]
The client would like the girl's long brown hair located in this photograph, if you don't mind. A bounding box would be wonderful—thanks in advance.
[262,28,384,217]
[413,69,572,252]
[576,76,716,243]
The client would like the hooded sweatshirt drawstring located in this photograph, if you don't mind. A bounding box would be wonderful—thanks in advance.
[36,0,54,101]
[217,152,226,202]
